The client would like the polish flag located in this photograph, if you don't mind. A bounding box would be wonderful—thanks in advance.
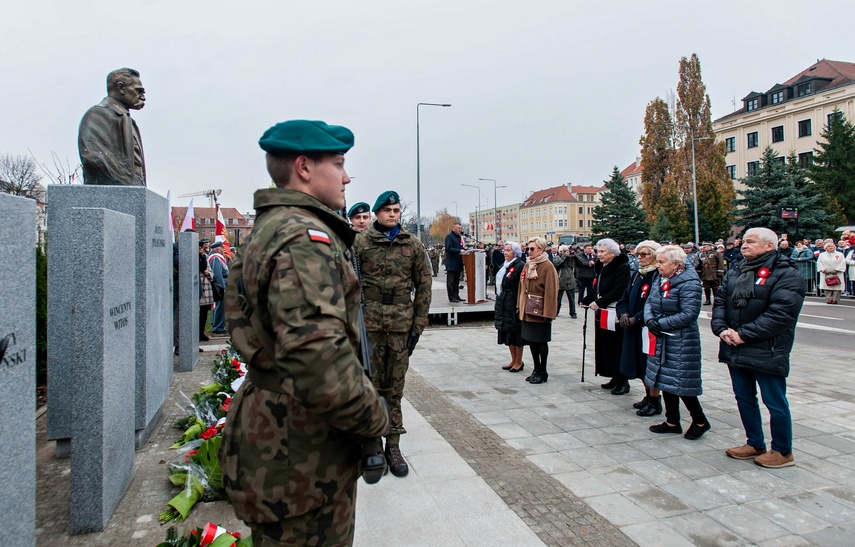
[641,327,657,356]
[215,203,232,257]
[599,308,616,331]
[179,198,195,232]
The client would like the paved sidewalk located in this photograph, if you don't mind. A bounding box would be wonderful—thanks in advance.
[34,302,855,545]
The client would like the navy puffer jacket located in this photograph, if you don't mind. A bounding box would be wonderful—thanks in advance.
[710,251,805,377]
[643,267,703,396]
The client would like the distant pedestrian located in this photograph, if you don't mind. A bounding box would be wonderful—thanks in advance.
[574,244,597,304]
[552,244,577,318]
[711,227,805,468]
[817,242,846,304]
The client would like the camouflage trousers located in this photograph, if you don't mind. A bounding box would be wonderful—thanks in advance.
[250,482,356,547]
[366,330,409,445]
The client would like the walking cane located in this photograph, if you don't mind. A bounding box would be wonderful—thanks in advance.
[581,307,589,382]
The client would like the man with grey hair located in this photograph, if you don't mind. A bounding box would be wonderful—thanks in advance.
[553,244,577,318]
[78,67,147,186]
[711,227,805,468]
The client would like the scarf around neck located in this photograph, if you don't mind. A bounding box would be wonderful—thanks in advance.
[525,251,550,280]
[732,251,777,308]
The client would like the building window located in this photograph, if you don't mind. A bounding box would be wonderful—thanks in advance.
[747,161,760,175]
[587,220,593,227]
[771,126,784,143]
[775,156,786,165]
[726,165,736,179]
[746,98,759,111]
[827,111,843,128]
[771,91,784,104]
[797,82,811,97]
[798,119,812,137]
[578,220,584,228]
[725,137,735,152]
[578,206,583,214]
[798,152,813,168]
[747,132,759,148]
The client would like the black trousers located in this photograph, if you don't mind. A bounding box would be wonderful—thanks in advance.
[557,289,577,315]
[447,271,461,300]
[577,278,595,303]
[663,392,707,425]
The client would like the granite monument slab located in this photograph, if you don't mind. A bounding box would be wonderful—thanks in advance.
[178,231,200,371]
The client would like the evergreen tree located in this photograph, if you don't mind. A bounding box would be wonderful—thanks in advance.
[785,151,832,238]
[735,147,831,237]
[639,98,673,223]
[808,109,855,223]
[592,166,649,244]
[649,209,673,242]
[658,175,691,242]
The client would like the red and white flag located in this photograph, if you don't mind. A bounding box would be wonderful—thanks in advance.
[179,198,195,232]
[599,308,616,331]
[215,203,232,257]
[641,326,657,356]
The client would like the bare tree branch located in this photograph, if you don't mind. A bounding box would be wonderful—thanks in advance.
[29,150,82,185]
[0,153,45,199]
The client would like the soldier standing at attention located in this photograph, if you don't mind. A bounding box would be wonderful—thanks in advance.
[427,245,440,276]
[354,191,433,477]
[220,120,390,546]
[347,201,371,232]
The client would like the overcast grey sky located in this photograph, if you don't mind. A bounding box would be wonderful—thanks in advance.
[1,0,850,218]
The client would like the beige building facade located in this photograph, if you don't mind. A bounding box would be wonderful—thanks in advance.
[713,59,855,193]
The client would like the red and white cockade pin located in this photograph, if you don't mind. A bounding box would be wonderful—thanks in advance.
[641,283,650,298]
[507,266,515,277]
[756,267,770,285]
[661,281,670,298]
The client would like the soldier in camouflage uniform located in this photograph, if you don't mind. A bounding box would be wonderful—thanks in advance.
[220,120,390,547]
[427,246,440,276]
[347,201,371,232]
[354,190,433,477]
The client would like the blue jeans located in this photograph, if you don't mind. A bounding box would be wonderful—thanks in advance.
[728,365,792,454]
[211,300,226,332]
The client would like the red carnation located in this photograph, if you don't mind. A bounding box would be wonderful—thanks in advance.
[201,427,218,440]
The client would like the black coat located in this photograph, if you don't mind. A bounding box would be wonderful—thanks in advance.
[710,251,805,377]
[616,268,658,379]
[444,231,464,272]
[494,258,525,333]
[581,253,631,378]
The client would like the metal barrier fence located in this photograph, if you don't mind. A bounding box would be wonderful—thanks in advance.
[794,260,818,295]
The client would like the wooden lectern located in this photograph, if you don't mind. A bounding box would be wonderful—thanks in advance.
[462,250,487,303]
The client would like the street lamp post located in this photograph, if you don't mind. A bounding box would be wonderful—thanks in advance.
[460,183,481,243]
[690,131,714,245]
[450,201,458,219]
[479,177,506,244]
[417,102,451,242]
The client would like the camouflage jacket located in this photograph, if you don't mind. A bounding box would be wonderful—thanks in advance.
[354,223,433,334]
[220,188,389,526]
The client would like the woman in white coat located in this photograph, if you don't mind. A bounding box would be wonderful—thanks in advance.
[817,242,846,304]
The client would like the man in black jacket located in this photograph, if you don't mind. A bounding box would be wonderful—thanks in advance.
[444,223,465,302]
[711,228,805,469]
[574,244,597,305]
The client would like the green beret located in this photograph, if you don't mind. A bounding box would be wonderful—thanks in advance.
[372,191,400,212]
[259,120,354,155]
[347,202,370,218]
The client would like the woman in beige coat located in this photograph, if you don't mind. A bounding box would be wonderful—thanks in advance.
[517,237,559,384]
[817,241,846,304]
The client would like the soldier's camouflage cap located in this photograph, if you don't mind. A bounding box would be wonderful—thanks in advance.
[372,190,400,212]
[347,202,370,218]
[259,120,354,155]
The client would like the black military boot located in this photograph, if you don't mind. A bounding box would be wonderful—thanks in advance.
[385,444,409,477]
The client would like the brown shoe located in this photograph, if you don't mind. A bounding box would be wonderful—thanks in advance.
[725,444,767,460]
[754,450,794,468]
[385,444,409,477]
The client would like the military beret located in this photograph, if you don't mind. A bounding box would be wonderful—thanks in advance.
[372,190,400,212]
[210,241,223,249]
[259,120,354,155]
[347,202,370,218]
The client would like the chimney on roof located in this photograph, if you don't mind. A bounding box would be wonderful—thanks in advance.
[636,156,641,168]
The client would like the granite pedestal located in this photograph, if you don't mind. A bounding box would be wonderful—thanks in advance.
[178,231,200,372]
[0,193,37,546]
[47,185,172,453]
[69,208,136,534]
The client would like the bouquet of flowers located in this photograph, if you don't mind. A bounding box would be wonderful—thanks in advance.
[157,522,251,547]
[160,436,226,523]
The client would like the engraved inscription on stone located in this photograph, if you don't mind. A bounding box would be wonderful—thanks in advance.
[151,225,166,248]
[0,333,26,371]
[109,302,132,330]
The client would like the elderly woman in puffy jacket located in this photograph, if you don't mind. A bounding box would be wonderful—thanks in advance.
[643,245,710,440]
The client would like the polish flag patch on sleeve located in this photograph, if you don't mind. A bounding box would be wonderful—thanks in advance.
[599,308,616,331]
[307,229,331,244]
[641,326,657,356]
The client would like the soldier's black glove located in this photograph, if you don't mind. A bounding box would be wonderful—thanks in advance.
[406,328,420,356]
[645,319,663,337]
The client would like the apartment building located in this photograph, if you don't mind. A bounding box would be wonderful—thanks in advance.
[469,203,520,244]
[620,158,643,200]
[713,59,855,192]
[171,206,254,246]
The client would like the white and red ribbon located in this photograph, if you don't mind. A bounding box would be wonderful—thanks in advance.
[756,267,770,285]
[641,283,650,299]
[200,523,228,546]
[661,281,670,298]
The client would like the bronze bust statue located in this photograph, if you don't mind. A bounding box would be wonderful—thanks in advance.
[78,68,147,186]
